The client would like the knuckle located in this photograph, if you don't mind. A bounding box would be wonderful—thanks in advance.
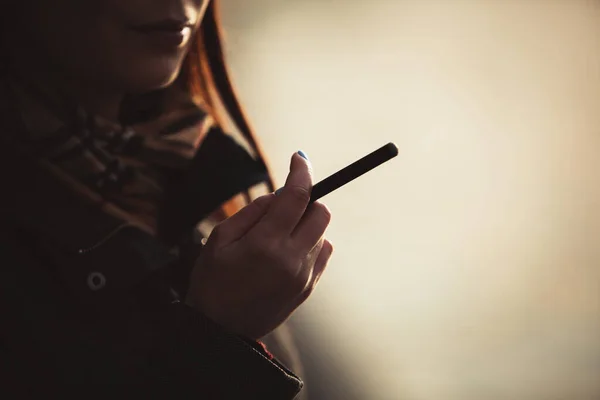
[282,259,308,290]
[299,286,314,303]
[298,264,314,288]
[247,234,276,256]
[313,202,332,223]
[248,234,291,266]
[311,239,325,259]
[324,239,334,255]
[291,275,309,294]
[252,194,274,211]
[245,235,310,288]
[288,185,311,203]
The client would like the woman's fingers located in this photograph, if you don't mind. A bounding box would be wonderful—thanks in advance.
[292,238,325,293]
[293,239,334,306]
[211,194,275,244]
[291,201,331,254]
[255,153,313,238]
[308,239,333,290]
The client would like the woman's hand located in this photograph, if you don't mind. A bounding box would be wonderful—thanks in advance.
[185,152,334,340]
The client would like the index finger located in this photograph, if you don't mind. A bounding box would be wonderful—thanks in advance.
[255,152,313,237]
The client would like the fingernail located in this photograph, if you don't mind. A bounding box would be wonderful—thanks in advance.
[297,150,309,161]
[275,187,283,196]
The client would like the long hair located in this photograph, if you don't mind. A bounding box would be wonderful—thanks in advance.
[184,1,275,216]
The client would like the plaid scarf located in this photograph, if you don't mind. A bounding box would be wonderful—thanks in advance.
[5,78,215,234]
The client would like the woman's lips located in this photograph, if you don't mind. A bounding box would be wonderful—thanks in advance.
[136,27,191,47]
[131,19,193,48]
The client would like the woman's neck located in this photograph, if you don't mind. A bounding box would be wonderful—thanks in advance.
[56,74,124,122]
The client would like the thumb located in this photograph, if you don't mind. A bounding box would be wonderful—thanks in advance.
[211,193,276,244]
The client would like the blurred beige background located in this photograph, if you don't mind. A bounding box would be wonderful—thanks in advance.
[220,1,600,399]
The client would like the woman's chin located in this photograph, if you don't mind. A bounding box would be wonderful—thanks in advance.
[122,65,182,94]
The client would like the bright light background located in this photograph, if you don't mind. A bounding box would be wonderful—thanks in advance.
[221,1,600,399]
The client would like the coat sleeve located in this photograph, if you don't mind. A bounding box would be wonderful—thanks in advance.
[0,227,303,398]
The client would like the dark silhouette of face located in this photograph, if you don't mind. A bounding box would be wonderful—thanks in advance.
[6,0,210,94]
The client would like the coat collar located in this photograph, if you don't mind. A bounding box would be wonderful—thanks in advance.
[0,127,270,252]
[0,73,270,251]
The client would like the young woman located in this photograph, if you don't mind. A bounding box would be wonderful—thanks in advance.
[0,0,333,397]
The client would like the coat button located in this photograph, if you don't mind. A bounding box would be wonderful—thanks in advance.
[87,272,107,291]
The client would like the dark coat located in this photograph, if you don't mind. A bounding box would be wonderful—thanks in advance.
[0,128,303,398]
